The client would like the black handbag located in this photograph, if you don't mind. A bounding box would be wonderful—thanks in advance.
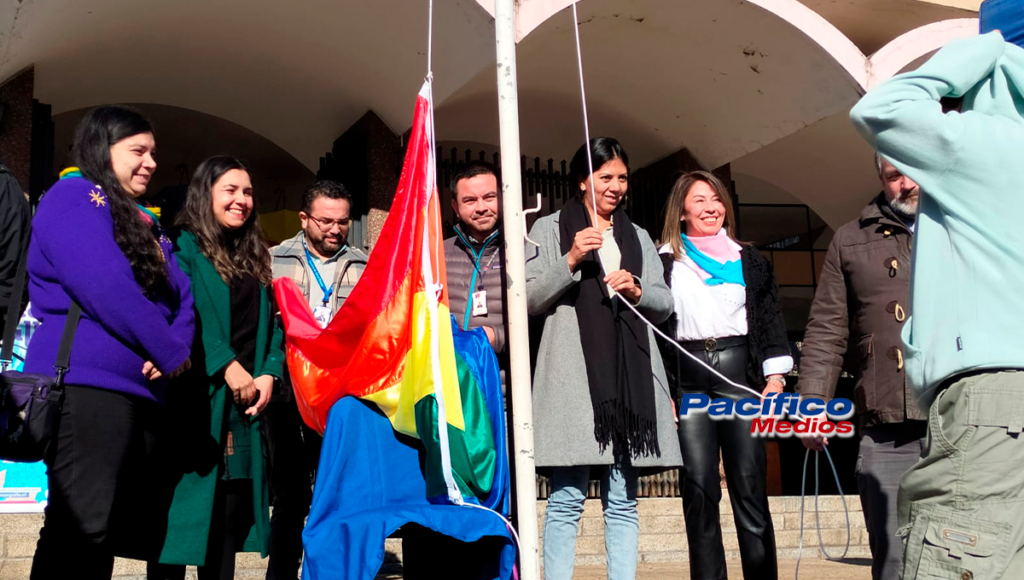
[0,237,80,463]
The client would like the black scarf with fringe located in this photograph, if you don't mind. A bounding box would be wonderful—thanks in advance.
[558,197,659,459]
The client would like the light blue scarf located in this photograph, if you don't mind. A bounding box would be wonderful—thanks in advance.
[681,235,745,286]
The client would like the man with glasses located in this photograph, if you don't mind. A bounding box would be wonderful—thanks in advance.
[266,180,368,580]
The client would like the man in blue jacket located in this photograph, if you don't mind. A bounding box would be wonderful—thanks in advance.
[851,30,1024,579]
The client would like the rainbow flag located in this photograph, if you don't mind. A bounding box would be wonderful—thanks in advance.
[274,82,495,502]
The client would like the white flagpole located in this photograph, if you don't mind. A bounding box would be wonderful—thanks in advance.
[493,1,541,579]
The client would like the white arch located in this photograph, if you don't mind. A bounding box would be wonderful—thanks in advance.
[743,0,869,89]
[475,1,982,95]
[475,0,869,86]
[867,18,979,89]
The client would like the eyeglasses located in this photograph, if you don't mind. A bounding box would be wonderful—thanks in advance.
[307,215,351,231]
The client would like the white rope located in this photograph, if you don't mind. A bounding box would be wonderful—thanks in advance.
[424,0,462,507]
[461,501,524,562]
[426,0,434,80]
[617,292,764,399]
[423,0,524,560]
[572,3,599,227]
[566,4,852,575]
[569,2,760,401]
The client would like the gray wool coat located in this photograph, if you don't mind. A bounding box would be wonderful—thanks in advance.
[525,211,683,470]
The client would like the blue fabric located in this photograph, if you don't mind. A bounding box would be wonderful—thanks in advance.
[681,236,745,287]
[301,324,515,580]
[981,0,1024,49]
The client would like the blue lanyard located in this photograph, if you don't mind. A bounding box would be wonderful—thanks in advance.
[454,227,499,330]
[455,227,499,275]
[302,239,341,306]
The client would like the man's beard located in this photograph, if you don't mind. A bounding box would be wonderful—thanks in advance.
[889,195,918,222]
[309,232,343,256]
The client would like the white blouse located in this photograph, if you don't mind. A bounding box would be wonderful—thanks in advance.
[658,243,793,378]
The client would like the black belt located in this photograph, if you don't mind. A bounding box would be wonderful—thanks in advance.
[680,335,748,353]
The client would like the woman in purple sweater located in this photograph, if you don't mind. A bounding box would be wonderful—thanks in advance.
[25,105,195,580]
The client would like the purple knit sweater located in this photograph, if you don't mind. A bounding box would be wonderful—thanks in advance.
[23,177,194,402]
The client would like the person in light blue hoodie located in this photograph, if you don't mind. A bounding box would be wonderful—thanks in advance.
[850,29,1024,580]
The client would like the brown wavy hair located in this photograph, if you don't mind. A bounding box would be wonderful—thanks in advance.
[660,171,741,260]
[176,156,272,285]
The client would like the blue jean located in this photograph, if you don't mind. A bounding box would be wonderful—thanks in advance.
[543,464,639,580]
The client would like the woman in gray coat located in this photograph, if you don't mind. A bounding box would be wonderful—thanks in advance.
[526,138,682,580]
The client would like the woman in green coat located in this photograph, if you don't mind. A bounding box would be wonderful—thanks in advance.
[148,156,284,580]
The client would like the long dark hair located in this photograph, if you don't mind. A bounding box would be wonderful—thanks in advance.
[569,137,631,201]
[73,105,168,295]
[176,156,271,285]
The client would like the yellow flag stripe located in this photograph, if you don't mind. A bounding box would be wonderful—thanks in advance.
[359,295,464,437]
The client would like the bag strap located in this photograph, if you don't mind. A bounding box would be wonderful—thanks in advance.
[54,302,81,386]
[0,228,82,379]
[0,242,29,368]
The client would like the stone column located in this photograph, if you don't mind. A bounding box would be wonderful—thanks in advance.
[317,111,401,250]
[0,67,34,192]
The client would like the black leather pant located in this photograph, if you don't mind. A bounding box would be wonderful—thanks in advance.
[676,339,777,580]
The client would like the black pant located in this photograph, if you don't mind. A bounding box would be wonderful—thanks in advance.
[147,479,255,580]
[856,422,927,580]
[676,342,777,580]
[31,385,163,580]
[260,397,322,580]
[403,532,507,580]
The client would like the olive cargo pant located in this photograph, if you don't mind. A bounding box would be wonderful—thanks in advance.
[897,370,1024,580]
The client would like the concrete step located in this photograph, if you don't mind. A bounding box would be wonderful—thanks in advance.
[0,494,867,578]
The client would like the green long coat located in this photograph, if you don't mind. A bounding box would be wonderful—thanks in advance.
[155,230,284,565]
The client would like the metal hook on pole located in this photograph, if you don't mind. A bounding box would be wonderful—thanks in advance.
[524,194,543,247]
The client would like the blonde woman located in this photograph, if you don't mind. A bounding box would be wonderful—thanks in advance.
[656,171,791,580]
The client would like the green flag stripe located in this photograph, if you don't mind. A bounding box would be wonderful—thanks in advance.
[414,351,496,499]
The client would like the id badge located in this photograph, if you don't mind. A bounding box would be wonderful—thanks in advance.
[313,305,332,328]
[471,290,488,317]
